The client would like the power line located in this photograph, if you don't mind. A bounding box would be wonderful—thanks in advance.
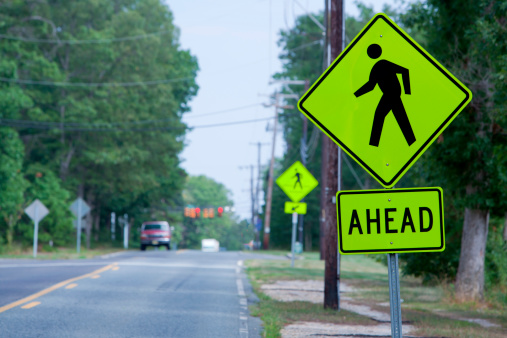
[185,103,261,119]
[0,30,172,44]
[0,76,194,87]
[0,103,263,127]
[0,116,276,132]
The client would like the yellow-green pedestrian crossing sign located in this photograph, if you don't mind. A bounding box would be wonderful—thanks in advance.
[298,13,472,188]
[276,161,318,202]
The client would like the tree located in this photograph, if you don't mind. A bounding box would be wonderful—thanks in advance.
[401,0,506,301]
[0,0,198,248]
[181,175,252,250]
[0,128,28,248]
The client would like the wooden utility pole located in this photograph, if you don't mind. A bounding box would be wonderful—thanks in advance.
[323,0,344,310]
[251,142,269,249]
[319,0,330,261]
[263,94,280,250]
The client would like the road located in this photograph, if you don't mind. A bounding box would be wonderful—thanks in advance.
[0,249,270,337]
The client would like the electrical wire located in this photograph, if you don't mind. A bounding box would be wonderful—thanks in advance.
[0,103,263,128]
[0,30,172,44]
[0,35,318,88]
[0,76,194,87]
[0,115,276,132]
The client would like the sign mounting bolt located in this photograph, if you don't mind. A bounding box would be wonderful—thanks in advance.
[380,35,383,37]
[386,163,389,166]
[388,199,391,202]
[390,242,393,244]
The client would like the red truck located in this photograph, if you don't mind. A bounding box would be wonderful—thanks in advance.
[140,221,171,251]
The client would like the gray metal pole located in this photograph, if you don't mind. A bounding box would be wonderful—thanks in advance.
[33,204,39,258]
[77,198,82,253]
[291,212,297,268]
[124,214,129,249]
[388,253,402,338]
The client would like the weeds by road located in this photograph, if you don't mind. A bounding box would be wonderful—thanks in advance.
[0,244,123,260]
[245,251,507,338]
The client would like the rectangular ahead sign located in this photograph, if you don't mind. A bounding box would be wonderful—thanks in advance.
[337,187,445,255]
[284,202,307,215]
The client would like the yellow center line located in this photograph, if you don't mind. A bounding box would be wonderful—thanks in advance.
[65,283,78,289]
[0,262,117,314]
[176,249,188,255]
[112,266,119,271]
[21,302,40,309]
[91,275,100,279]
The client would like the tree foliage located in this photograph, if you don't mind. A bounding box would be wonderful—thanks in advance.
[181,175,252,250]
[0,0,198,249]
[399,0,506,300]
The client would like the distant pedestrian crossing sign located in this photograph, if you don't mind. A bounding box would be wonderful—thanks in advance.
[276,161,318,202]
[298,13,472,188]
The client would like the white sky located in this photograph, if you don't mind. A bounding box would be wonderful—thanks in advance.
[168,0,402,220]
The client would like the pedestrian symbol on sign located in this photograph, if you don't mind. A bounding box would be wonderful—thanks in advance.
[276,161,318,202]
[293,169,303,189]
[354,43,416,147]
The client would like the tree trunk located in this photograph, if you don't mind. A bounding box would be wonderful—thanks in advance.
[93,208,100,242]
[503,212,507,242]
[455,208,489,302]
[85,191,94,250]
[6,214,15,248]
[304,219,312,251]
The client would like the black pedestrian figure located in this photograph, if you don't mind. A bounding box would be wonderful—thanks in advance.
[354,44,416,147]
[293,170,303,189]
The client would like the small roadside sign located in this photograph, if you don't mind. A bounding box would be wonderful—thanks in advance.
[25,199,49,258]
[284,202,307,215]
[336,187,445,255]
[298,13,472,188]
[70,197,90,219]
[276,161,318,202]
[25,199,49,223]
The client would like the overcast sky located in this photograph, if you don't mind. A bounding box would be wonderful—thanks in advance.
[168,0,402,220]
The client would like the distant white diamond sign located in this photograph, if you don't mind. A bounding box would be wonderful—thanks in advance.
[70,197,90,218]
[25,199,49,223]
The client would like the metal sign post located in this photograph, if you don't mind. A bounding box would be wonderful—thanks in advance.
[70,198,91,254]
[123,214,129,249]
[24,199,49,258]
[291,212,298,268]
[111,212,116,240]
[388,253,402,338]
[33,205,39,258]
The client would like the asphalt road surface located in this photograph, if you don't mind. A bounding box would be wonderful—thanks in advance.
[0,249,271,337]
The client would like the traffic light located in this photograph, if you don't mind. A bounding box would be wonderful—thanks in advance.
[208,208,214,218]
[184,207,190,217]
[195,207,201,218]
[190,208,196,218]
[217,207,223,217]
[203,208,209,218]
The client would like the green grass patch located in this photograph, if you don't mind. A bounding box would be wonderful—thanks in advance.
[0,245,122,260]
[249,294,377,338]
[246,252,507,337]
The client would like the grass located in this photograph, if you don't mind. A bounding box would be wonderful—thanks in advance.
[0,244,123,260]
[245,251,507,338]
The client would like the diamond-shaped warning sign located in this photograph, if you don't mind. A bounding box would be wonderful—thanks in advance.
[276,161,318,202]
[298,13,472,188]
